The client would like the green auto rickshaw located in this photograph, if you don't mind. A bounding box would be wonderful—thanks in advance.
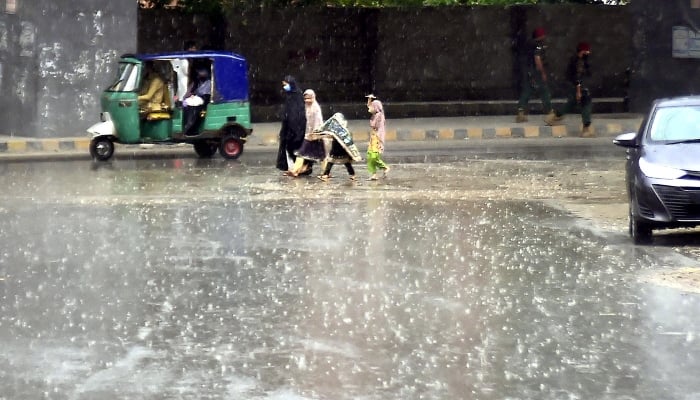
[88,51,252,161]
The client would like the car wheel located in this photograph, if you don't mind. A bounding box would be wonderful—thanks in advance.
[219,134,243,159]
[193,141,218,158]
[90,137,114,161]
[629,207,653,245]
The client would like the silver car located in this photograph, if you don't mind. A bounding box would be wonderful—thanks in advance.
[614,96,700,244]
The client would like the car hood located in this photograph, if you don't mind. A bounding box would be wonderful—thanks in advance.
[643,143,700,173]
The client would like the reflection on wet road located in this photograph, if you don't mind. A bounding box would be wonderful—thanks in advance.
[0,160,699,399]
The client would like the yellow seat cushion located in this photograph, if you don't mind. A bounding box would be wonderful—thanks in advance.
[146,112,171,121]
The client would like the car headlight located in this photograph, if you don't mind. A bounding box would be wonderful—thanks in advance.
[639,158,686,179]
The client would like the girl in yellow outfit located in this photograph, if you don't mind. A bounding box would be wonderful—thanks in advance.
[366,94,389,180]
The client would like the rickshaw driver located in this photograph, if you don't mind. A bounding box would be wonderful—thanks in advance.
[182,67,211,136]
[138,61,170,117]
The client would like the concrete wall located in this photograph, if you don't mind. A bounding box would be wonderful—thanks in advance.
[629,0,700,113]
[140,7,374,107]
[0,0,136,137]
[0,4,637,137]
[140,5,632,114]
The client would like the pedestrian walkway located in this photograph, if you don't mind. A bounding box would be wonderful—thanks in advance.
[248,113,642,146]
[0,113,643,158]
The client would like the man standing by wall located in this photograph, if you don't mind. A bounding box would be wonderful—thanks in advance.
[553,42,594,137]
[515,27,557,124]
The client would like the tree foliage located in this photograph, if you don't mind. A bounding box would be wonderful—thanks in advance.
[140,0,628,13]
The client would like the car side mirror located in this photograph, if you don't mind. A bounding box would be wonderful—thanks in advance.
[613,132,638,148]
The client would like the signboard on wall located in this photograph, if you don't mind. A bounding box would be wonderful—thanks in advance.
[673,26,700,58]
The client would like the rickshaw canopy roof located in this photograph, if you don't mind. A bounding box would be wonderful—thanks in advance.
[127,51,249,102]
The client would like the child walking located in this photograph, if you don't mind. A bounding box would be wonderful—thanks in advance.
[317,113,362,182]
[366,94,390,180]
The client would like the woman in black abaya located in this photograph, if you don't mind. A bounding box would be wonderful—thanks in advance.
[276,75,306,173]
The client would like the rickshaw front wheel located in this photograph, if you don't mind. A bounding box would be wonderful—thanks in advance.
[219,134,243,160]
[193,141,218,158]
[90,137,115,161]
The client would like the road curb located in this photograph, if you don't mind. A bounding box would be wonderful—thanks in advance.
[254,121,639,145]
[0,120,640,156]
[0,137,91,154]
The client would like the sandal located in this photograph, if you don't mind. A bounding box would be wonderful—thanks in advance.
[382,167,390,178]
[349,176,357,181]
[317,175,329,182]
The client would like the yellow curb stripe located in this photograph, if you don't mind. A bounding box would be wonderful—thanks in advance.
[495,127,511,137]
[606,123,622,134]
[467,127,483,139]
[42,139,60,152]
[260,132,278,145]
[7,140,26,152]
[552,125,567,137]
[354,131,369,141]
[385,130,397,141]
[75,138,91,150]
[438,129,454,140]
[524,126,540,138]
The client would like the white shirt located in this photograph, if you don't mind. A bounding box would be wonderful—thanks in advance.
[170,59,189,101]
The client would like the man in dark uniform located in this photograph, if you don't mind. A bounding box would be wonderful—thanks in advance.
[516,27,557,124]
[553,42,594,137]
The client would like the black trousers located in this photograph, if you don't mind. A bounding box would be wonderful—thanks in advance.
[323,162,355,176]
[183,105,205,136]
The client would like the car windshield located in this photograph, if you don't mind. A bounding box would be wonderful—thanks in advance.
[107,62,140,92]
[648,105,700,142]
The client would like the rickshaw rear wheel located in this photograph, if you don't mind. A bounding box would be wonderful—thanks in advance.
[220,134,243,159]
[193,141,218,158]
[90,137,115,161]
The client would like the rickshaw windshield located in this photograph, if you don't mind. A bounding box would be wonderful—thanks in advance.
[108,62,140,92]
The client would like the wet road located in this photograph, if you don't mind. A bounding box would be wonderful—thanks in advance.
[1,154,700,399]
